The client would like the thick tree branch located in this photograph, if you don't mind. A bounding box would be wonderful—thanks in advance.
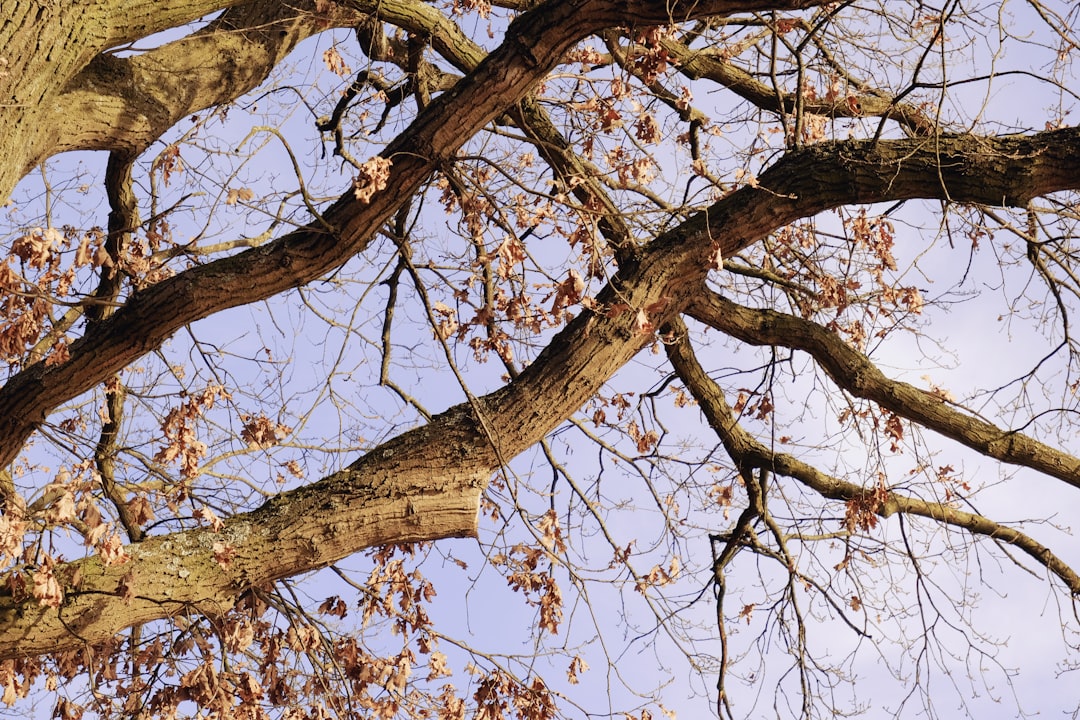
[1,125,1077,659]
[664,317,1080,594]
[1,0,1078,664]
[103,0,250,47]
[1,120,1079,489]
[0,0,840,469]
[0,403,490,659]
[0,0,250,198]
[52,1,363,158]
[2,0,243,96]
[686,290,1080,492]
[0,0,838,659]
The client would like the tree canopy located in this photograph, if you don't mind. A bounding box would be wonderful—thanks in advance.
[2,0,1080,717]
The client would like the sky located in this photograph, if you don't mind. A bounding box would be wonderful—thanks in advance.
[3,1,1080,718]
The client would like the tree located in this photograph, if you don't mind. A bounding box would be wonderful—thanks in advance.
[1,0,1079,716]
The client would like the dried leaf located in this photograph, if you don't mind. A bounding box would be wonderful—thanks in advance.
[31,565,63,609]
[321,46,351,78]
[194,506,224,532]
[353,156,392,204]
[225,187,255,206]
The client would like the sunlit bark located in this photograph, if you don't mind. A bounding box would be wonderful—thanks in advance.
[3,125,1080,656]
[2,0,1080,715]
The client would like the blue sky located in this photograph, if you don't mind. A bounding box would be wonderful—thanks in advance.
[3,2,1080,717]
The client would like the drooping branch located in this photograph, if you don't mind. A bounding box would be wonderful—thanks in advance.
[685,290,1080,492]
[663,316,1080,594]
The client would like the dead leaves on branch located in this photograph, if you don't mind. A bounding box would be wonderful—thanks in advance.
[154,385,231,479]
[353,156,393,204]
[4,541,570,720]
[494,542,564,636]
[240,413,292,450]
[0,212,183,369]
[322,46,352,79]
[225,187,255,206]
[843,474,890,535]
[0,460,144,615]
[0,226,110,365]
[762,210,924,335]
[0,0,1075,716]
[154,388,293,488]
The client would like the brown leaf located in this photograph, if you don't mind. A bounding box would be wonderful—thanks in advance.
[194,506,224,532]
[321,46,351,78]
[353,156,392,204]
[31,564,63,609]
[225,187,255,206]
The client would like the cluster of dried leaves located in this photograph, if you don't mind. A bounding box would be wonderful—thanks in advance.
[0,0,1077,717]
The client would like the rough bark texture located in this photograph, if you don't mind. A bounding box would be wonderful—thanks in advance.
[2,0,1080,674]
[0,411,487,658]
[0,0,250,196]
[0,0,843,659]
[3,129,1079,474]
[3,127,1079,656]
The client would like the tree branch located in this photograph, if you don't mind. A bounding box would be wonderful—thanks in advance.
[663,35,938,135]
[0,0,250,197]
[0,0,840,658]
[2,0,1079,663]
[51,1,363,157]
[1,116,1078,488]
[663,316,1080,595]
[685,290,1080,492]
[7,123,1077,656]
[0,0,843,469]
[104,0,250,47]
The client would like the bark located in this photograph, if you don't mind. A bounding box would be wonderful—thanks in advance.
[0,0,837,659]
[4,125,1080,475]
[49,1,365,159]
[0,0,251,198]
[4,127,1080,659]
[0,406,488,659]
[0,0,839,465]
[3,0,1080,665]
